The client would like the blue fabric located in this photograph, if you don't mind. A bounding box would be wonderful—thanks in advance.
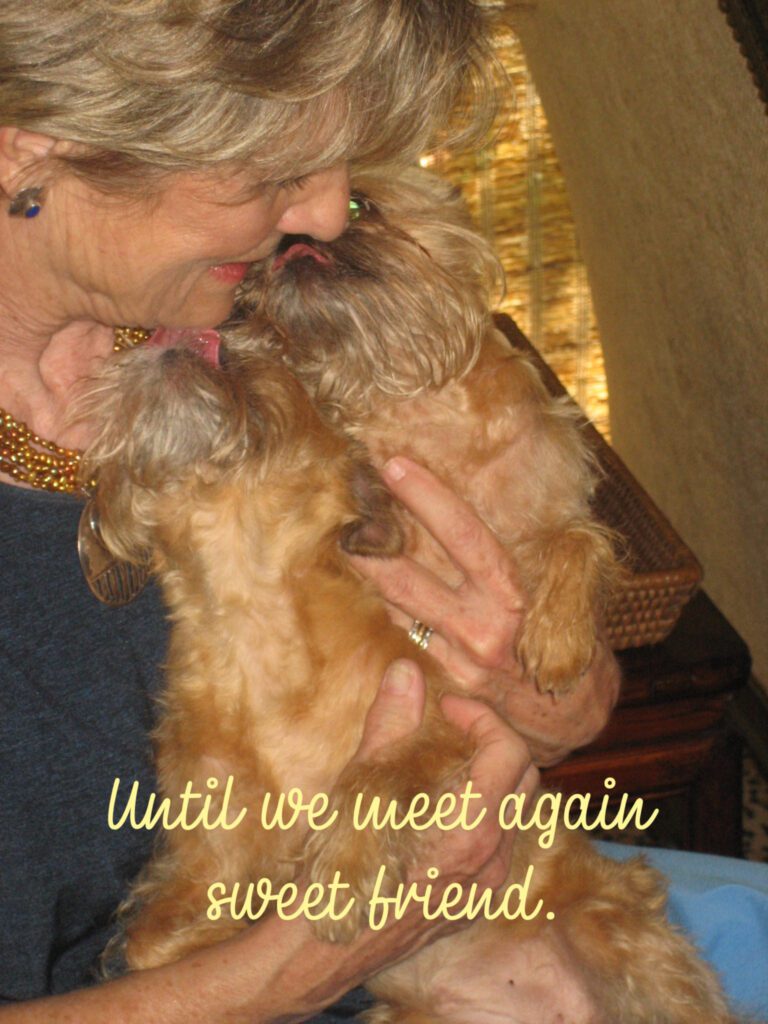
[597,842,768,1019]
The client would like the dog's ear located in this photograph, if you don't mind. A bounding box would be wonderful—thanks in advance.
[79,348,250,564]
[339,459,403,557]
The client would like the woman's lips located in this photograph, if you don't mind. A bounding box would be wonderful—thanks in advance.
[208,261,250,283]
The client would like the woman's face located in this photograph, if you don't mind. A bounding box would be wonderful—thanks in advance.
[46,164,351,330]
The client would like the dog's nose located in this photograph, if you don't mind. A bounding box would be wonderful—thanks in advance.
[277,165,350,242]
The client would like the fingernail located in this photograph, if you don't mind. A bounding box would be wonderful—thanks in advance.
[382,457,407,482]
[383,659,416,695]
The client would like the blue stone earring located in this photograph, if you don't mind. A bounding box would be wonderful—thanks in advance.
[8,187,43,218]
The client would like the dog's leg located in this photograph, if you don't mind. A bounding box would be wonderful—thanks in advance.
[124,897,246,972]
[115,839,248,971]
[305,695,471,944]
[557,871,737,1022]
[365,910,602,1023]
[515,521,616,696]
[530,835,737,1024]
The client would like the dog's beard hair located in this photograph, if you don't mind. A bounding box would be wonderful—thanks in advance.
[233,171,502,422]
[262,255,486,411]
[79,349,249,483]
[78,348,255,564]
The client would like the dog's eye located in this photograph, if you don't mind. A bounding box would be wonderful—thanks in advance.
[349,194,377,221]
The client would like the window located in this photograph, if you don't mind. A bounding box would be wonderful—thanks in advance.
[427,30,610,437]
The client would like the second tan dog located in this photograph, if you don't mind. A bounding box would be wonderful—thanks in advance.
[233,167,618,700]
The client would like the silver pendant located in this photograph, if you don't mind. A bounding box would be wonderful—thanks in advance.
[77,498,149,607]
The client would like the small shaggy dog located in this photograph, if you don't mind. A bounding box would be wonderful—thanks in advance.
[232,168,618,700]
[84,169,738,1022]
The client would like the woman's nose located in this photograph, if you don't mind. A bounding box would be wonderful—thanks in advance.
[277,165,350,241]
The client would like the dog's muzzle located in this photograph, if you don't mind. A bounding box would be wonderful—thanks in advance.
[273,236,332,272]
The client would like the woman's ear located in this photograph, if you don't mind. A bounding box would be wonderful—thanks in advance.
[0,127,58,199]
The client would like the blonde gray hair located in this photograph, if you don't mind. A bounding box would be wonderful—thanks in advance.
[0,0,501,190]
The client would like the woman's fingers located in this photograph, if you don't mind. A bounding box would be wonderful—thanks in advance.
[384,602,491,690]
[373,456,526,670]
[432,693,538,883]
[348,454,535,695]
[351,550,458,636]
[380,456,524,595]
[353,548,522,676]
[441,692,535,798]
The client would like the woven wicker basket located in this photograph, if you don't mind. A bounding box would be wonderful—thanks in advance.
[494,314,702,650]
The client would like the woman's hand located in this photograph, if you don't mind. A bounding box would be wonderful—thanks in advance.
[354,659,539,892]
[351,456,620,768]
[301,663,595,1024]
[280,659,539,1013]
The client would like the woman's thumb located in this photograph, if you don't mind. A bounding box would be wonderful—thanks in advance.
[355,659,426,761]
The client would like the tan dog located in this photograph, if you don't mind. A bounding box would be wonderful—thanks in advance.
[232,167,617,699]
[87,348,470,965]
[83,171,738,1021]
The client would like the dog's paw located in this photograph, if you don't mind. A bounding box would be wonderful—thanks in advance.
[306,815,408,943]
[304,716,469,943]
[517,612,595,697]
[118,870,240,970]
[123,911,180,971]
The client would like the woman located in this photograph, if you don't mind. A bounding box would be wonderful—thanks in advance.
[0,1,619,1020]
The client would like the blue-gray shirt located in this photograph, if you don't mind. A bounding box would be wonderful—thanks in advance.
[0,485,167,999]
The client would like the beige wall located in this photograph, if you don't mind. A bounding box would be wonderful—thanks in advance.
[512,0,768,690]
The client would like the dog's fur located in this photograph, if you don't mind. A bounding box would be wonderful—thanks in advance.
[88,347,470,967]
[84,169,739,1021]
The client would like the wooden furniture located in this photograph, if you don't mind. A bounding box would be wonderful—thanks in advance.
[542,588,751,857]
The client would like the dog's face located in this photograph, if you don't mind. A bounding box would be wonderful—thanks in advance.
[81,341,403,573]
[233,167,501,416]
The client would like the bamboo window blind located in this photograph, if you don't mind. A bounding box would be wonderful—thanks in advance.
[425,29,610,437]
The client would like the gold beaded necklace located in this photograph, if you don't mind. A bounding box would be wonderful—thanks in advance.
[0,327,152,495]
[0,411,82,492]
[112,326,152,353]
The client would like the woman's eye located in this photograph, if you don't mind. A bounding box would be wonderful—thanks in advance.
[278,175,312,192]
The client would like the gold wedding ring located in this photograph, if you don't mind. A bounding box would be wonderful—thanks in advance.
[408,619,434,651]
